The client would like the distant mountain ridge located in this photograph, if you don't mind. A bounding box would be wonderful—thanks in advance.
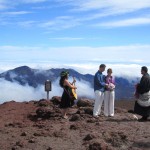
[0,66,139,100]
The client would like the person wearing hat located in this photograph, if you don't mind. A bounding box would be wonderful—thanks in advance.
[134,66,150,122]
[59,71,77,119]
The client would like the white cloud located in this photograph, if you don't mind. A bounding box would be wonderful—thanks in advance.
[75,79,94,99]
[66,63,147,78]
[3,11,32,15]
[0,78,45,103]
[22,0,47,3]
[49,37,84,40]
[39,16,81,31]
[1,0,150,30]
[0,76,95,103]
[0,61,149,103]
[17,21,36,28]
[61,0,150,13]
[50,0,150,29]
[0,44,150,65]
[95,17,150,28]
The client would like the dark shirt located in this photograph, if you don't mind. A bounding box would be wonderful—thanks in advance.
[137,73,150,94]
[94,71,106,92]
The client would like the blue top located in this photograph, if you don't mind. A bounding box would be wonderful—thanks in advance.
[94,71,106,92]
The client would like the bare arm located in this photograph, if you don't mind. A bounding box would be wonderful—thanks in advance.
[64,79,77,89]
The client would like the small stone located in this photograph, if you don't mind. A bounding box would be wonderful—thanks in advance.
[28,139,35,143]
[83,134,95,141]
[16,141,24,147]
[69,114,81,121]
[47,147,52,150]
[21,132,27,136]
[70,124,78,130]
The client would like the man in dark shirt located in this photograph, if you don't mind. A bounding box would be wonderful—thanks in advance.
[93,64,108,117]
[137,67,150,94]
[134,66,150,121]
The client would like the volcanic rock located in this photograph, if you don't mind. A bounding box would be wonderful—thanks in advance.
[84,107,93,115]
[0,99,149,150]
[21,132,27,136]
[88,142,108,150]
[51,96,61,105]
[69,114,81,121]
[36,107,54,119]
[83,134,95,141]
[37,99,52,107]
[77,99,94,107]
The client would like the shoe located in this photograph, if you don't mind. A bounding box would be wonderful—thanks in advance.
[63,116,68,119]
[109,115,114,117]
[138,116,148,122]
[93,115,99,118]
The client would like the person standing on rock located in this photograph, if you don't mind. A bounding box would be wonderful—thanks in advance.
[134,66,150,122]
[93,64,108,117]
[104,68,115,117]
[59,71,77,119]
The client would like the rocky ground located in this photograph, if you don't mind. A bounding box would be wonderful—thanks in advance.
[0,97,149,150]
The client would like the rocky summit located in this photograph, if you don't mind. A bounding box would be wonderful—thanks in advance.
[0,98,149,150]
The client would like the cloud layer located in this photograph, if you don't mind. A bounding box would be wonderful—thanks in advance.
[0,77,94,103]
[0,62,149,103]
[0,45,150,66]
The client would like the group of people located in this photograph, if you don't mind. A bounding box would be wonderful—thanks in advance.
[59,64,150,122]
[93,64,115,117]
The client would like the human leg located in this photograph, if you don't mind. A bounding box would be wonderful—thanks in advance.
[93,91,103,116]
[98,92,104,115]
[62,108,69,119]
[104,91,109,116]
[109,91,115,116]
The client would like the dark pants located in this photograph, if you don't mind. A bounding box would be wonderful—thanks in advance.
[134,101,150,118]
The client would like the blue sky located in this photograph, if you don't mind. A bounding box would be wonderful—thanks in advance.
[1,0,150,101]
[0,0,150,74]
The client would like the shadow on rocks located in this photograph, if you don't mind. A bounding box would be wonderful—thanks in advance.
[132,141,150,149]
[69,114,81,121]
[88,142,110,150]
[103,131,129,148]
[28,99,62,121]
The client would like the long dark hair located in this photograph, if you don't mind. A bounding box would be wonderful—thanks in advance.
[59,75,68,88]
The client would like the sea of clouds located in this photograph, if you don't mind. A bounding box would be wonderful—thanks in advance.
[0,62,149,103]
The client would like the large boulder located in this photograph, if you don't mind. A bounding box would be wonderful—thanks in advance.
[77,99,94,107]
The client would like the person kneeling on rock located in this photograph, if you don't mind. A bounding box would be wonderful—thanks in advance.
[59,71,77,119]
